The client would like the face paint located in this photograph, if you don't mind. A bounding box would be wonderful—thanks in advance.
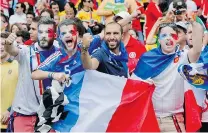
[71,25,77,36]
[170,40,174,46]
[159,33,178,40]
[48,28,55,38]
[171,33,178,40]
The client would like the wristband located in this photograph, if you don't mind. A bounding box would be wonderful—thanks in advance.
[81,46,89,54]
[48,72,54,79]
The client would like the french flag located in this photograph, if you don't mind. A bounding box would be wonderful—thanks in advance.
[52,70,160,132]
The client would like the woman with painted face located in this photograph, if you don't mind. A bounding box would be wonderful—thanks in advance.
[132,22,204,132]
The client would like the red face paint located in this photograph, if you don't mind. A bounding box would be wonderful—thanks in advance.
[48,28,55,38]
[71,25,77,36]
[171,33,178,40]
[73,38,77,50]
[170,40,174,46]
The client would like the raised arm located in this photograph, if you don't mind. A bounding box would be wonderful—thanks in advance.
[4,33,19,57]
[81,33,100,70]
[188,22,204,63]
[97,0,114,16]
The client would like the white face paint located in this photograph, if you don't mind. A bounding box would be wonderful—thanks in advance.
[38,24,55,49]
[59,24,78,52]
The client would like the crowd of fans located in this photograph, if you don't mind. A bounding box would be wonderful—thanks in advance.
[1,0,208,132]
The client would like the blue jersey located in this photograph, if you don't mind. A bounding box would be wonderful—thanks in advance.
[38,49,84,88]
[30,44,58,93]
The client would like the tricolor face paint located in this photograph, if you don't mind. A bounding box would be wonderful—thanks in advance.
[38,24,55,49]
[158,26,178,54]
[59,24,78,52]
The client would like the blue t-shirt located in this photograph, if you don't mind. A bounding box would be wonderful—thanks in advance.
[38,49,84,88]
[31,45,58,90]
[92,48,128,78]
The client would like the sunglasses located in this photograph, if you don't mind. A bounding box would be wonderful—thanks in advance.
[84,0,92,3]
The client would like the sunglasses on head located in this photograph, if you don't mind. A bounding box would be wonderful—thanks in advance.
[159,23,177,29]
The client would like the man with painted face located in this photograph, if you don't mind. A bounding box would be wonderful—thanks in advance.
[32,18,104,132]
[81,22,128,78]
[132,22,204,132]
[3,17,58,132]
[32,19,83,87]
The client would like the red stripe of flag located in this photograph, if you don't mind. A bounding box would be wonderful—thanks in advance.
[185,89,202,132]
[106,79,160,132]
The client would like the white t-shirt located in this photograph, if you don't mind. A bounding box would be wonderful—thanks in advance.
[152,50,189,118]
[9,13,26,25]
[12,44,41,115]
[12,42,57,115]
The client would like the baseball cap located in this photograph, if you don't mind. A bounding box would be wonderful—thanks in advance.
[173,0,187,10]
[113,11,131,21]
[186,0,197,12]
[175,21,188,31]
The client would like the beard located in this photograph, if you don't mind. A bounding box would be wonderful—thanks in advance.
[38,38,54,49]
[106,41,120,51]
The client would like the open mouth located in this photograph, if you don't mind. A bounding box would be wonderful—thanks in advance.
[66,38,73,44]
[166,41,174,46]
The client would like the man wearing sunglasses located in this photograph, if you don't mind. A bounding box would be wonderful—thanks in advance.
[9,2,27,25]
[132,22,204,132]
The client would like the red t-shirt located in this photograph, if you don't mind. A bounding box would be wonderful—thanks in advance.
[202,0,208,17]
[24,39,33,46]
[126,36,146,73]
[132,1,145,31]
[18,0,36,6]
[144,2,162,39]
[193,0,202,8]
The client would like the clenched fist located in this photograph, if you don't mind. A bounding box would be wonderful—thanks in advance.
[5,33,16,45]
[82,33,93,48]
[53,72,70,83]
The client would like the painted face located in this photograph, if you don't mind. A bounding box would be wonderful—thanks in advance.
[187,24,193,46]
[59,24,78,51]
[38,24,55,49]
[0,38,8,58]
[104,23,122,51]
[29,22,38,42]
[158,26,178,54]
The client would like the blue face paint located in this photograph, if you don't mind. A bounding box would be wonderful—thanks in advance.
[159,33,178,40]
